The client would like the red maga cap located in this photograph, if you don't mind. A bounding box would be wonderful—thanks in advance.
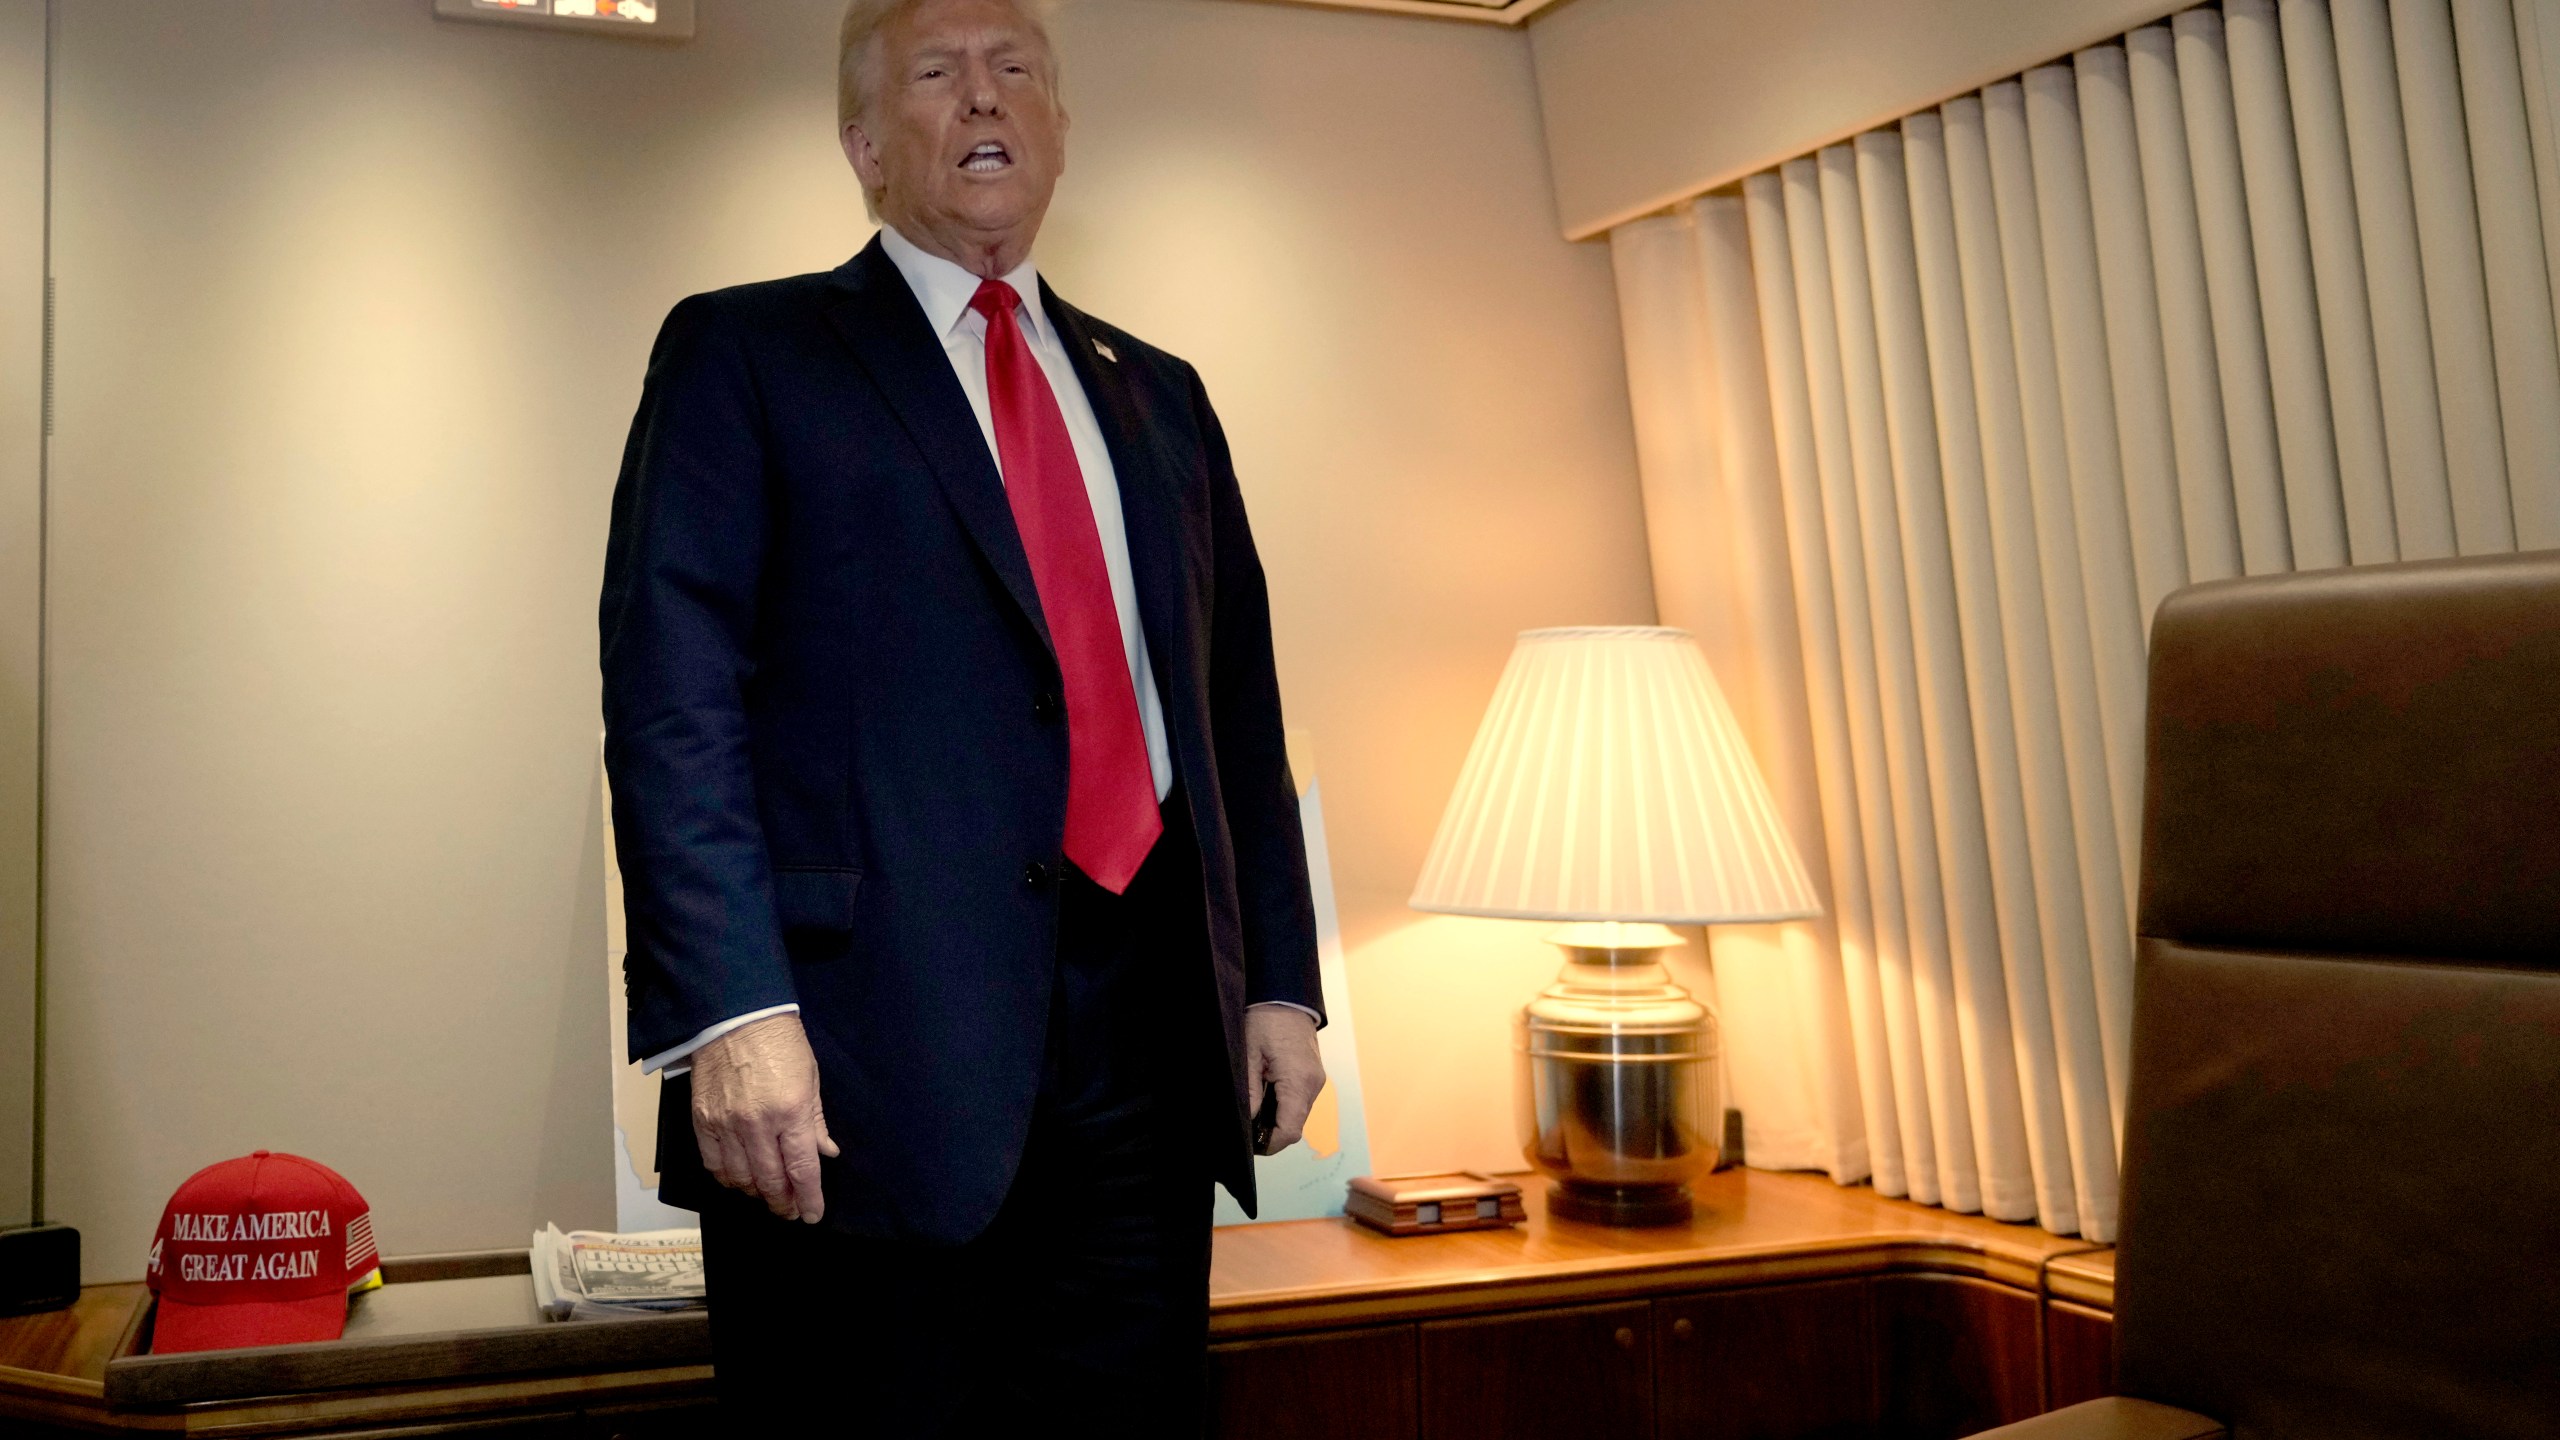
[145,1151,381,1354]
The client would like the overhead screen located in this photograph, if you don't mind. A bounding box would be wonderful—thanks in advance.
[431,0,696,42]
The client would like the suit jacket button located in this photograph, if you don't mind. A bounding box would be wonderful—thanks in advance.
[1025,861,1051,886]
[1034,692,1062,722]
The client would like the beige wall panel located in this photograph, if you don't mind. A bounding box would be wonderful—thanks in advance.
[44,0,1648,1279]
[0,0,40,1231]
[1529,0,2190,239]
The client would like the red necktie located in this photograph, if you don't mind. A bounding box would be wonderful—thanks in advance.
[969,279,1161,894]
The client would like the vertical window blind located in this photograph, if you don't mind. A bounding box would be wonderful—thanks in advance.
[1611,0,2560,1239]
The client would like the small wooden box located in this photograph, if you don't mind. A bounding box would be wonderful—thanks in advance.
[1345,1172,1526,1237]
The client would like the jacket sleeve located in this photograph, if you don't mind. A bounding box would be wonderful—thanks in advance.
[1191,367,1327,1023]
[599,293,798,1060]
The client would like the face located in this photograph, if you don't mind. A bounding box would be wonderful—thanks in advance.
[843,0,1068,272]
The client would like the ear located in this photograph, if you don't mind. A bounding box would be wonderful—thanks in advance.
[841,121,883,192]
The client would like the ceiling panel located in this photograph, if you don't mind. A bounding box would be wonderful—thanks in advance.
[1234,0,1569,27]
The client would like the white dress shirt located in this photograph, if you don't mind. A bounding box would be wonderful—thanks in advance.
[645,228,1309,1075]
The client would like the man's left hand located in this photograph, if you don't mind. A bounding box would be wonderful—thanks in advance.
[1243,1006,1326,1154]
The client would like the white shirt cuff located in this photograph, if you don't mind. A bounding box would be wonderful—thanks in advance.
[642,1003,801,1076]
[1248,1000,1322,1023]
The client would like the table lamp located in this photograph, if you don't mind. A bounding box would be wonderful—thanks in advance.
[1411,627,1820,1225]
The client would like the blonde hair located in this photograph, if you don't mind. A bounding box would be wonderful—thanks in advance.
[836,0,1060,132]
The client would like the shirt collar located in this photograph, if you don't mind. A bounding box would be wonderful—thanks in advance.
[878,224,1053,348]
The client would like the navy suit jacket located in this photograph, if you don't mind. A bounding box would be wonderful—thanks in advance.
[599,235,1322,1242]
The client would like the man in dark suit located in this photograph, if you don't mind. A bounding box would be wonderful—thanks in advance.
[598,0,1329,1430]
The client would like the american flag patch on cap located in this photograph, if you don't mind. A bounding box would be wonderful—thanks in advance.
[345,1211,377,1275]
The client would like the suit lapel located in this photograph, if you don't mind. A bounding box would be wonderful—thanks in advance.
[817,238,1054,659]
[1043,285,1202,691]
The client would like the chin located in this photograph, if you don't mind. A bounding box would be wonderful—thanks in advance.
[949,194,1043,235]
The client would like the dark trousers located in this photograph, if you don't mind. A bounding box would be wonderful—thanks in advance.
[701,809,1221,1437]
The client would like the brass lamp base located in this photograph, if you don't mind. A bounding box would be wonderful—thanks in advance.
[1547,1181,1694,1227]
[1516,923,1720,1229]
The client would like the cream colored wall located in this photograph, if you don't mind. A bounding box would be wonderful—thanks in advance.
[0,0,42,1232]
[42,0,1649,1279]
[1528,0,2190,239]
[1037,0,1657,1194]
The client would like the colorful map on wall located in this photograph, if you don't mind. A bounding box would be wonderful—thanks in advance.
[1215,734,1373,1225]
[599,731,1371,1231]
[600,745,694,1233]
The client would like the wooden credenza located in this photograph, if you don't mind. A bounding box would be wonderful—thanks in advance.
[0,1170,2113,1437]
[1206,1170,2116,1440]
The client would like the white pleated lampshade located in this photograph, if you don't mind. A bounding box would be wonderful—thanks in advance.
[1410,628,1821,925]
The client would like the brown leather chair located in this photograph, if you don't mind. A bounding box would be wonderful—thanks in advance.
[1975,550,2560,1440]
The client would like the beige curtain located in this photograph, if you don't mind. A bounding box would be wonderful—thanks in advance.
[1613,0,2560,1239]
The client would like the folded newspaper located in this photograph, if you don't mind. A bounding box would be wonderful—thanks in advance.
[530,1224,706,1322]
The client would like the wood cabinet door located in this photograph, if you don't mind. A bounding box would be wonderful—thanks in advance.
[1655,1278,1875,1439]
[1210,1324,1418,1440]
[1418,1300,1651,1440]
[2044,1300,2115,1411]
[1871,1274,2039,1438]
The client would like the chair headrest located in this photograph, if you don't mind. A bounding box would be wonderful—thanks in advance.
[2140,549,2560,962]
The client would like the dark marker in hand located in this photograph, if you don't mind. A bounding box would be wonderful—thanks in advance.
[1252,1081,1281,1155]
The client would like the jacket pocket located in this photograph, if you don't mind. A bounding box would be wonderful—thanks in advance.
[773,866,862,960]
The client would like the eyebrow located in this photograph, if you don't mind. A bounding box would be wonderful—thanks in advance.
[905,37,1041,69]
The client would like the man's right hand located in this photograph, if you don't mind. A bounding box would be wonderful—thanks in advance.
[688,1013,840,1224]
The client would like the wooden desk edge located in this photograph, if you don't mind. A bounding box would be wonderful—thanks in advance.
[0,1365,715,1437]
[114,1364,720,1436]
[1207,1231,2114,1339]
[2045,1248,2118,1310]
[0,1363,106,1401]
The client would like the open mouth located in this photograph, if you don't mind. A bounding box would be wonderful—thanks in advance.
[960,141,1012,175]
